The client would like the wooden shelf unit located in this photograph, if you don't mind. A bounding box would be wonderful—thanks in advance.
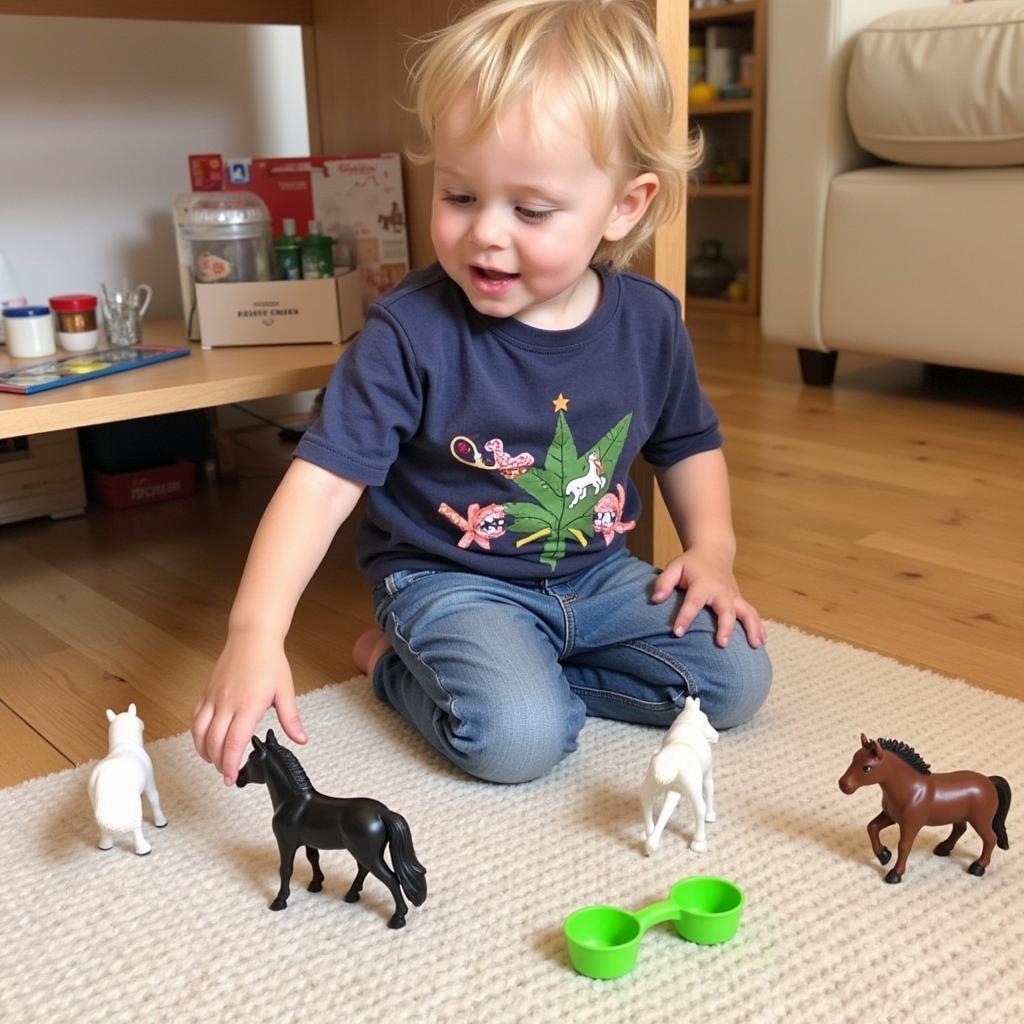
[0,0,695,567]
[686,0,766,315]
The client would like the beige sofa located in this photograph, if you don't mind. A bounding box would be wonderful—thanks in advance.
[760,0,1024,385]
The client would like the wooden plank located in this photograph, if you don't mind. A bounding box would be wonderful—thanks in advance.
[0,702,71,787]
[0,1,313,24]
[0,649,185,766]
[0,541,214,723]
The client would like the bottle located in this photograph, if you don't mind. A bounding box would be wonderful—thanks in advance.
[300,220,335,280]
[274,218,302,281]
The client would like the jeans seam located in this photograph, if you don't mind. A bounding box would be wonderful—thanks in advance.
[567,685,681,712]
[622,639,699,699]
[556,595,575,658]
[386,611,459,721]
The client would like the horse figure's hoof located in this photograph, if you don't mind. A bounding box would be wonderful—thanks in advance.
[968,861,986,877]
[269,897,288,911]
[98,840,113,852]
[387,914,407,930]
[135,848,152,857]
[877,846,892,865]
[155,819,168,829]
[690,838,708,854]
[883,868,902,884]
[643,839,658,857]
[934,842,953,857]
[705,811,717,823]
[344,889,361,903]
[307,879,323,893]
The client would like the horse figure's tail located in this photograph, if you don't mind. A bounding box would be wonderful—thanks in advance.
[383,810,427,905]
[990,776,1011,850]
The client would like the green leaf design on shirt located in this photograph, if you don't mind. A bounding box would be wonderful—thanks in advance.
[506,411,632,569]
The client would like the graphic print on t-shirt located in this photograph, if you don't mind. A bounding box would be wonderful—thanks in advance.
[438,394,635,571]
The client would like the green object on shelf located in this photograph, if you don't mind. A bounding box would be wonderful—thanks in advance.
[300,219,335,280]
[274,218,302,281]
[564,876,745,980]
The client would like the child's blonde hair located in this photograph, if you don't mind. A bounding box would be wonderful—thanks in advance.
[408,0,700,271]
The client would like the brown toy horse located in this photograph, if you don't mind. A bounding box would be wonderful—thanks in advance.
[839,734,1011,883]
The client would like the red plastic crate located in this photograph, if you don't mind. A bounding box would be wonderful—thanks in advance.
[89,460,197,510]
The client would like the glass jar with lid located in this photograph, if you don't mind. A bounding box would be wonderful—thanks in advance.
[183,191,274,284]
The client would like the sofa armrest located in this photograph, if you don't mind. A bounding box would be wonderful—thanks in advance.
[760,0,939,350]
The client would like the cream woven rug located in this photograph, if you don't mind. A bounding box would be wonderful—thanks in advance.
[3,623,1022,1024]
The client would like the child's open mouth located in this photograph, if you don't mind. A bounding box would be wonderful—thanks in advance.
[469,265,520,295]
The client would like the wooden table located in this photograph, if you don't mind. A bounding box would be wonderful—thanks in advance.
[0,320,346,440]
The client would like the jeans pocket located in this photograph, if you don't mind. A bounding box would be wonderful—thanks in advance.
[374,570,441,624]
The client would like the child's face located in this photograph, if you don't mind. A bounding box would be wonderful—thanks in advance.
[431,89,652,330]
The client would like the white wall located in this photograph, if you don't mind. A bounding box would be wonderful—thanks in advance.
[0,15,310,320]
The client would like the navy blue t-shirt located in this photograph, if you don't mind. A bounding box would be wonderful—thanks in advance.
[294,263,721,586]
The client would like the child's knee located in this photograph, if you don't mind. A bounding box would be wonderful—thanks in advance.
[459,701,583,784]
[703,641,772,730]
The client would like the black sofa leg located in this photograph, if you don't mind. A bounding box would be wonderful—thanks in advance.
[797,348,838,387]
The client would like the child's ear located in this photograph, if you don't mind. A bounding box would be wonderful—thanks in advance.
[603,172,659,243]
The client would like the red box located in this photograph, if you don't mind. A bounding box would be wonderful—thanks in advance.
[89,460,197,510]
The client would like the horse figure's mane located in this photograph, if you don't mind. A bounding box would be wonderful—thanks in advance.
[878,738,931,775]
[267,739,314,793]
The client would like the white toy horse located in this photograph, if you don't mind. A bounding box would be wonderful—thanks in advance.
[641,697,719,855]
[88,704,167,855]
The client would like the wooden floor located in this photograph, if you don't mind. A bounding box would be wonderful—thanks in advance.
[1,312,1021,787]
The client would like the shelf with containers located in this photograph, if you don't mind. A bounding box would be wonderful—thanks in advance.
[686,0,766,315]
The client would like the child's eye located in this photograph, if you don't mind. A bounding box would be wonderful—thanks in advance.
[442,193,474,207]
[517,207,555,223]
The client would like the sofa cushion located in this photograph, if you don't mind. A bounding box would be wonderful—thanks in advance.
[822,164,1024,372]
[847,1,1024,167]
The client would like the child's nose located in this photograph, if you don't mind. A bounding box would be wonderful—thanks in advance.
[469,205,509,248]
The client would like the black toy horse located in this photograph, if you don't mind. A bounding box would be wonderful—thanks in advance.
[237,731,427,928]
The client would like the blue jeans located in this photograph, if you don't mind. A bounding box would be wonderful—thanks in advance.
[370,549,772,784]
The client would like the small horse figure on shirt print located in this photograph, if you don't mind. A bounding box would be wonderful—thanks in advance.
[565,451,606,509]
[641,697,719,855]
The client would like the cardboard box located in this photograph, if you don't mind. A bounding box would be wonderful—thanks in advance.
[195,270,364,349]
[187,153,410,312]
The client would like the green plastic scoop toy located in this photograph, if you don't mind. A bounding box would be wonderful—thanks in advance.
[564,876,744,980]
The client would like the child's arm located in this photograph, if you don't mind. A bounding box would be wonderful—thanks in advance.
[651,449,765,649]
[191,458,364,783]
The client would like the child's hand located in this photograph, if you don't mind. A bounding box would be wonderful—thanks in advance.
[191,631,307,785]
[651,549,766,649]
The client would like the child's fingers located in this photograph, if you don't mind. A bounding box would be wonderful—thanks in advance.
[651,566,682,603]
[672,587,708,637]
[276,690,307,746]
[735,599,765,648]
[203,712,232,777]
[221,717,258,785]
[191,703,214,762]
[712,603,737,647]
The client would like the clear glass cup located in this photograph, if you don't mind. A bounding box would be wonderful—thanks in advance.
[101,283,152,347]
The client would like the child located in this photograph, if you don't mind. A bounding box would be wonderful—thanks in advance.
[192,0,771,786]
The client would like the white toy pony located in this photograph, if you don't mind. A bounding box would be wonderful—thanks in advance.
[641,697,719,855]
[88,704,167,855]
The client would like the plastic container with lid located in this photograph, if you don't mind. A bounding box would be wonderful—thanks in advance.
[50,293,100,352]
[183,191,274,284]
[2,305,57,358]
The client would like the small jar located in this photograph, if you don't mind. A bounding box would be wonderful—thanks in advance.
[2,306,57,358]
[50,294,100,352]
